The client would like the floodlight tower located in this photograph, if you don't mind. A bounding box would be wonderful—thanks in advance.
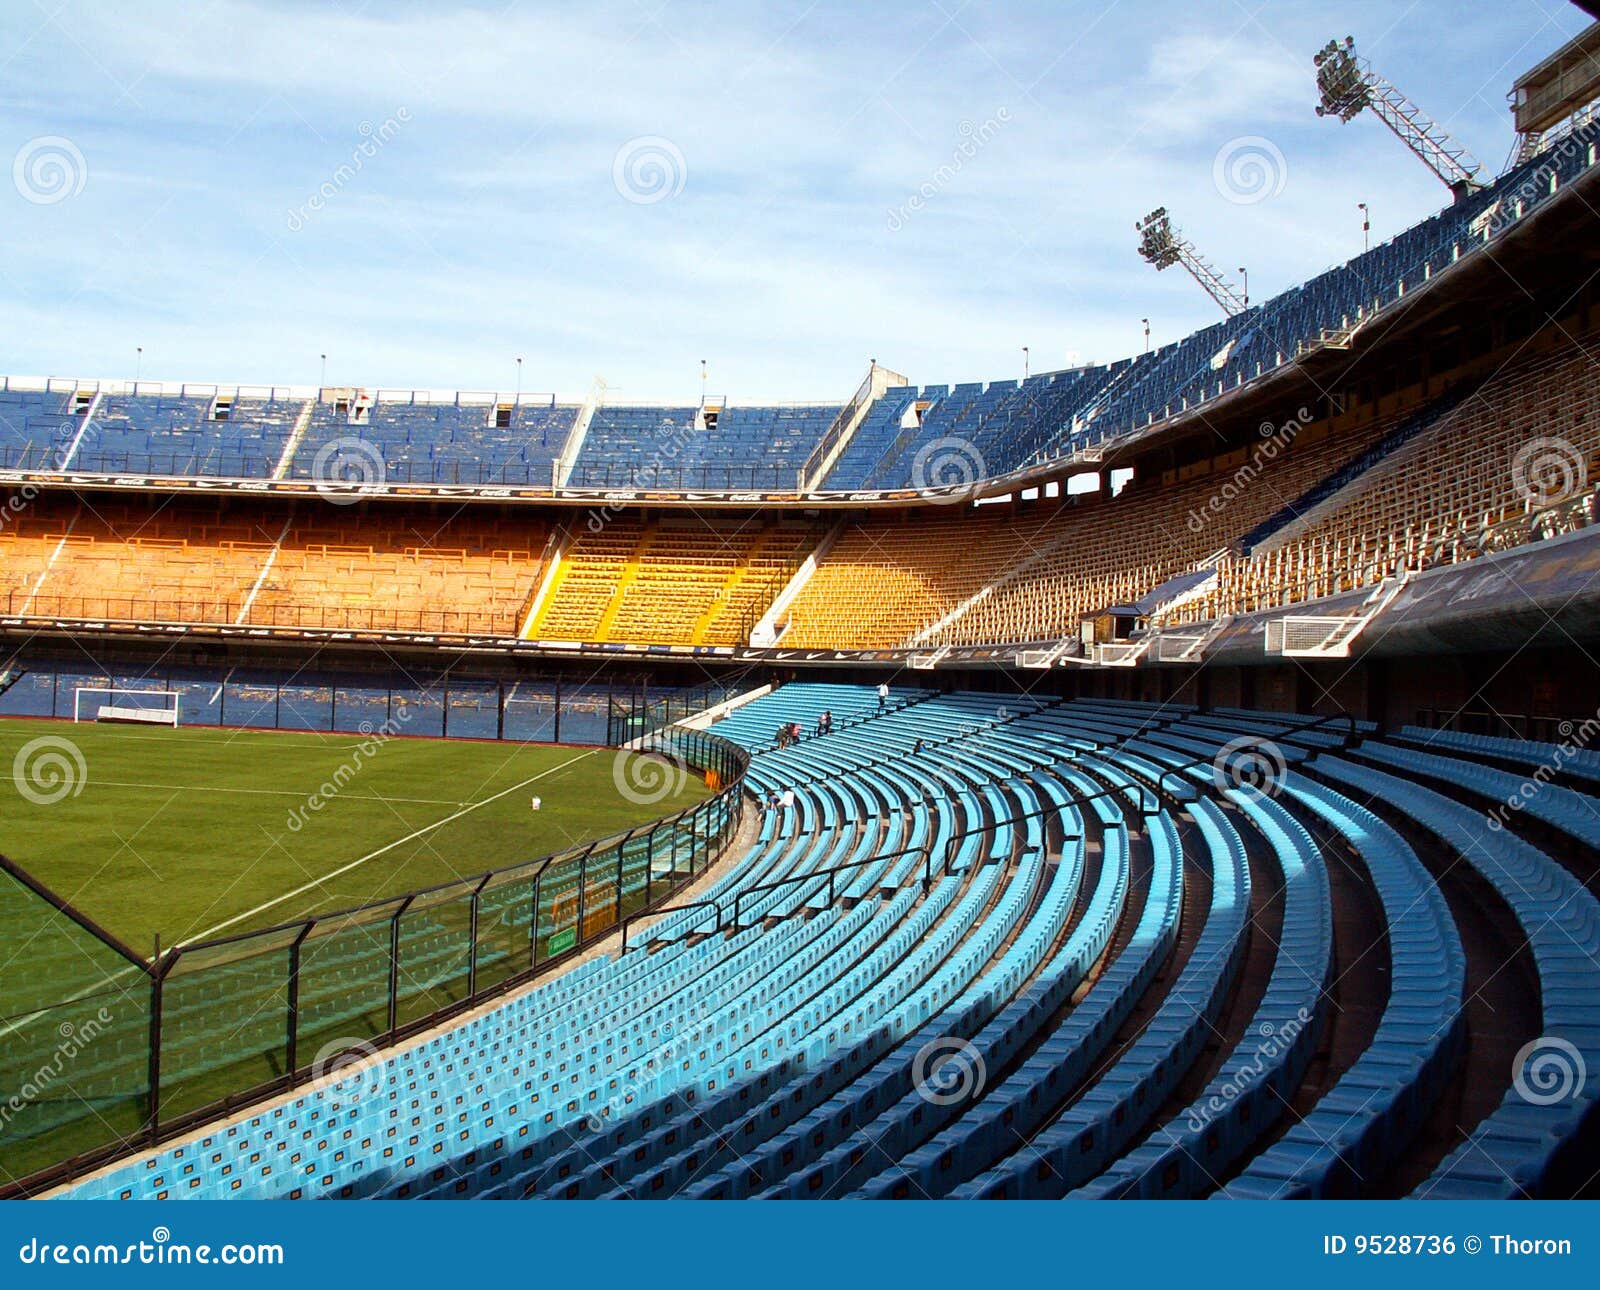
[1313,36,1485,199]
[1135,207,1247,317]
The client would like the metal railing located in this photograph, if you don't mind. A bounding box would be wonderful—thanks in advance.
[0,592,516,637]
[1413,708,1571,745]
[563,461,804,491]
[0,445,835,493]
[0,444,562,487]
[801,364,878,488]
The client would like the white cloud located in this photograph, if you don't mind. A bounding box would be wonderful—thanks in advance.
[0,0,1590,399]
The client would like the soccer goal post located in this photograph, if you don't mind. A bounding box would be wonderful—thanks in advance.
[72,687,182,727]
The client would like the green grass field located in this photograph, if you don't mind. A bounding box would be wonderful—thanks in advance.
[0,716,709,952]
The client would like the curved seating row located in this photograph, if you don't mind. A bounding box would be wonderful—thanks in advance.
[1314,754,1600,1198]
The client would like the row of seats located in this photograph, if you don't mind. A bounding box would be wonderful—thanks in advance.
[0,493,548,635]
[0,391,579,486]
[568,404,841,490]
[57,684,1600,1199]
[289,399,579,487]
[1170,337,1600,624]
[781,397,1434,649]
[524,515,819,646]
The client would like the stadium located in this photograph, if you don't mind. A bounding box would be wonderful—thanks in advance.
[3,1,1600,1211]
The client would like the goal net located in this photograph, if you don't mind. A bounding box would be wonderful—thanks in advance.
[72,687,182,727]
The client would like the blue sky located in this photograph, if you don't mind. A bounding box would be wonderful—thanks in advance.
[0,0,1590,403]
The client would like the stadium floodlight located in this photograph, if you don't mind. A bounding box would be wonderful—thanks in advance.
[1313,36,1370,121]
[1358,201,1370,252]
[1313,36,1485,197]
[1134,207,1247,317]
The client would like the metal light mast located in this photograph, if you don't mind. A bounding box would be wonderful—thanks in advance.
[1135,207,1247,317]
[1314,36,1486,198]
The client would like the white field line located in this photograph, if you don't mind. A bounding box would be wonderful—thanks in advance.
[0,723,402,748]
[177,749,600,946]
